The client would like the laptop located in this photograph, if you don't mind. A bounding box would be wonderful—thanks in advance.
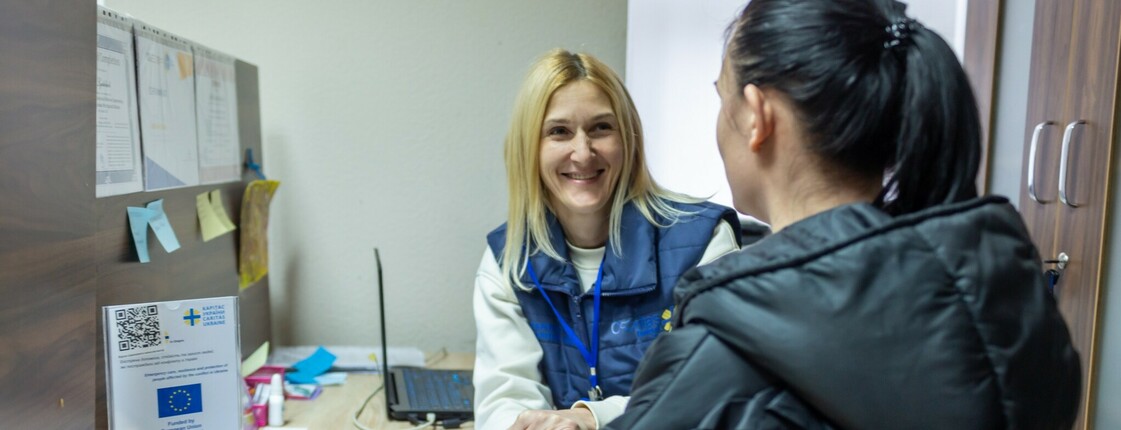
[375,248,474,422]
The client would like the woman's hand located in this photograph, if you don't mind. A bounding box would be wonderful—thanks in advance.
[508,408,596,430]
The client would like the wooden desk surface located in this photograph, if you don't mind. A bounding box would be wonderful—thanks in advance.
[283,352,474,429]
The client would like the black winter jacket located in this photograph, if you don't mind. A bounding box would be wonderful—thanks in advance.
[605,197,1080,429]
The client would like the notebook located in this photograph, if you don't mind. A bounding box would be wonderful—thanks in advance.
[375,248,474,422]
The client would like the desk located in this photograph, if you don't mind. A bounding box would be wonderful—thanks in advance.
[283,352,474,429]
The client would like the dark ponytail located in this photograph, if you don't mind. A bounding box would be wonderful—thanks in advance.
[886,19,980,214]
[727,0,981,215]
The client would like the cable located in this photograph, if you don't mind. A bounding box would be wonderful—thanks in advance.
[439,417,475,428]
[424,347,449,366]
[351,383,440,430]
[353,349,471,430]
[403,413,436,430]
[350,382,384,430]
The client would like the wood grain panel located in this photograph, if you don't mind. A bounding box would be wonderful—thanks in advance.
[6,4,269,428]
[963,0,1002,194]
[1050,0,1121,427]
[233,59,272,360]
[0,0,97,428]
[1019,0,1075,265]
[239,279,273,357]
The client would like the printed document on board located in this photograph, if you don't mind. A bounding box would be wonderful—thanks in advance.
[103,296,241,430]
[95,9,144,197]
[136,23,200,191]
[194,47,241,185]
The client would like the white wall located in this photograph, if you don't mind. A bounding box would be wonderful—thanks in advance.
[104,0,629,352]
[627,0,965,217]
[625,0,745,209]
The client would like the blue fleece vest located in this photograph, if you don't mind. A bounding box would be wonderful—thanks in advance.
[486,200,739,408]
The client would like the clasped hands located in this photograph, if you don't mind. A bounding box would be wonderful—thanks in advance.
[508,408,596,430]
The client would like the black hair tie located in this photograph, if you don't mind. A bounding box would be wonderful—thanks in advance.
[883,18,922,49]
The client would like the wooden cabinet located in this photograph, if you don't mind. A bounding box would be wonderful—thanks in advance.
[0,1,98,428]
[1018,0,1121,428]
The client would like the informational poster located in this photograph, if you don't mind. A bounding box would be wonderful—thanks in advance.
[194,47,241,185]
[135,23,200,191]
[95,8,144,197]
[103,296,241,430]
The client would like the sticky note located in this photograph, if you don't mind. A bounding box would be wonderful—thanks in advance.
[197,192,226,242]
[241,341,270,377]
[294,346,336,375]
[239,180,281,289]
[127,207,155,263]
[286,346,336,384]
[127,199,181,262]
[209,189,237,232]
[146,199,181,253]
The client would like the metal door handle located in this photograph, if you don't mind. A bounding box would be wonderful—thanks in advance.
[1027,121,1054,203]
[1058,120,1086,208]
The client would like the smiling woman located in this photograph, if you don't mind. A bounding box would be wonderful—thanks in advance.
[537,81,625,248]
[471,49,743,430]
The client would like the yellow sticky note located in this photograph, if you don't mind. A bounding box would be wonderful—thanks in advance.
[197,192,226,242]
[239,180,281,290]
[209,189,237,233]
[176,51,193,79]
[661,309,672,320]
[241,341,270,377]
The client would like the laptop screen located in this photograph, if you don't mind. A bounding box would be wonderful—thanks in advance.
[373,248,473,422]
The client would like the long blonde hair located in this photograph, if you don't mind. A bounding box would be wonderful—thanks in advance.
[501,49,697,289]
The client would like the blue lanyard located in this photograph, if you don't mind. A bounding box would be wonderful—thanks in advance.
[526,257,604,401]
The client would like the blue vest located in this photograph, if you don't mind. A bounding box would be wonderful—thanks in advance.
[486,200,740,408]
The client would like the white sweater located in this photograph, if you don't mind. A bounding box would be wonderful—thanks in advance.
[472,220,740,429]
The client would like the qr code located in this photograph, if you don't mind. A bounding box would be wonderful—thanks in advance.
[115,305,161,351]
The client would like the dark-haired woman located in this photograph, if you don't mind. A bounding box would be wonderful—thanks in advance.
[606,1,1081,429]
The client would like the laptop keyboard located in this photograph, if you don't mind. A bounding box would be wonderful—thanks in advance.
[402,368,473,411]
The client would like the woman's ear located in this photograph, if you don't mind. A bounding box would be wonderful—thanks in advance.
[742,84,775,153]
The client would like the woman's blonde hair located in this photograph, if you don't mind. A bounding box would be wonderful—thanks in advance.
[500,49,697,288]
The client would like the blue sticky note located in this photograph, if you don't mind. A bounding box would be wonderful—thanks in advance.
[146,199,181,253]
[286,370,320,384]
[156,383,203,418]
[126,207,155,263]
[288,346,336,382]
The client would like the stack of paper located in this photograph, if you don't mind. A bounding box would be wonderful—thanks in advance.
[270,345,425,371]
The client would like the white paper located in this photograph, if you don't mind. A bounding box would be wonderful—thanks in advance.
[194,50,241,185]
[95,18,144,197]
[136,26,200,191]
[270,345,427,371]
[104,297,241,430]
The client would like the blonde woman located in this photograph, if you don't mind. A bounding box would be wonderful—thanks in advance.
[472,49,741,430]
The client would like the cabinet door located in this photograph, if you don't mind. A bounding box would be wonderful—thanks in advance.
[1019,0,1075,253]
[1052,1,1121,428]
[0,0,97,428]
[1019,0,1121,428]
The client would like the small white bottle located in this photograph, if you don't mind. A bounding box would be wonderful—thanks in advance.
[268,373,285,426]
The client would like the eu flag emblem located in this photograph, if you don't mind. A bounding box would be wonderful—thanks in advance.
[157,383,203,418]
